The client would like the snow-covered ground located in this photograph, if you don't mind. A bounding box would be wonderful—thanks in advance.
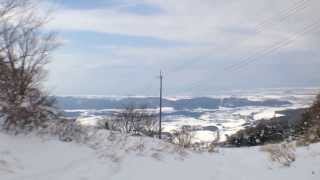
[1,131,320,180]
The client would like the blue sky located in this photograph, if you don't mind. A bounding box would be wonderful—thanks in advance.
[52,0,164,14]
[44,0,320,95]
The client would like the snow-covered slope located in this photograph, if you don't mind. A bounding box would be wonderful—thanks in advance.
[1,132,320,180]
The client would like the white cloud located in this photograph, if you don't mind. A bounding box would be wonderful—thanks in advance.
[46,0,320,57]
[43,0,320,95]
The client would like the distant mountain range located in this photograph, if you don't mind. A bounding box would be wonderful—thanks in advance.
[55,96,291,110]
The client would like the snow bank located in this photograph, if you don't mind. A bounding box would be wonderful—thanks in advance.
[1,131,320,180]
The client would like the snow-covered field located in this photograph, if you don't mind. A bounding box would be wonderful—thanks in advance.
[1,131,320,180]
[163,88,317,140]
[69,88,318,143]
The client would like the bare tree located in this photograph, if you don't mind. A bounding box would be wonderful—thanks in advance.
[0,0,58,131]
[110,105,158,136]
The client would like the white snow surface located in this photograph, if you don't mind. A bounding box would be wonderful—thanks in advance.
[1,131,320,180]
[76,116,105,127]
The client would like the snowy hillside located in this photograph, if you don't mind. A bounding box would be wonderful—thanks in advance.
[1,131,320,180]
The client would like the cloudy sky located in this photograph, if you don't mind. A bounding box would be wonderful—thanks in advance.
[43,0,320,96]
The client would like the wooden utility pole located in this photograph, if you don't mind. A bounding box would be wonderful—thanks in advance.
[159,71,163,139]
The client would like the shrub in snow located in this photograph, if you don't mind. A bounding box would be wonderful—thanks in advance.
[37,118,195,162]
[261,142,296,167]
[294,93,320,145]
[166,126,219,153]
[171,126,195,148]
[226,118,291,147]
[191,142,218,153]
[229,93,320,147]
[38,119,90,143]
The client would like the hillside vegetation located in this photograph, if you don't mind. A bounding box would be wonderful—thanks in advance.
[226,93,320,147]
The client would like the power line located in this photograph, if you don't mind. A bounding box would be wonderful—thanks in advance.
[256,0,310,33]
[186,19,320,92]
[134,1,316,94]
[223,0,312,70]
[168,0,312,77]
[227,20,320,72]
[226,19,320,72]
